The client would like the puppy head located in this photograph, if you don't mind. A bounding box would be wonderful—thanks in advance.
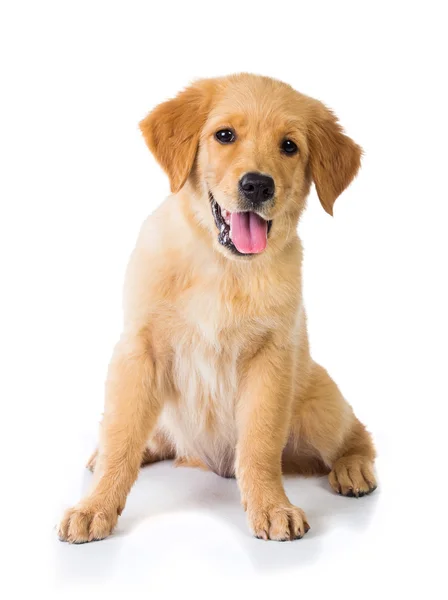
[140,74,362,260]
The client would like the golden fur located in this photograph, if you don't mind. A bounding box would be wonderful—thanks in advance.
[58,74,376,544]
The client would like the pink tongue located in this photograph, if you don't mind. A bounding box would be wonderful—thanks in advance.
[230,212,267,254]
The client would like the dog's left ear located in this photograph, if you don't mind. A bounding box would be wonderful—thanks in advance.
[139,80,215,193]
[308,104,362,215]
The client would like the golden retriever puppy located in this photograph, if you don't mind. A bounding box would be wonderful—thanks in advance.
[58,73,376,544]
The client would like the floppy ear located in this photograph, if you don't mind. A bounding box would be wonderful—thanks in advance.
[139,81,214,193]
[308,105,362,215]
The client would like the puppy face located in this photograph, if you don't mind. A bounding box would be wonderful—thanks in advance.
[140,74,361,260]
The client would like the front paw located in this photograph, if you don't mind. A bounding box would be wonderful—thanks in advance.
[58,498,120,544]
[246,501,310,541]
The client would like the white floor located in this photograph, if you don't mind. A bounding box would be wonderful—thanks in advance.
[46,430,443,599]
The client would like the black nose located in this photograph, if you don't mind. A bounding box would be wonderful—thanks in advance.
[239,172,275,204]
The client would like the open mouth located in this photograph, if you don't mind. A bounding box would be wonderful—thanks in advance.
[209,192,272,256]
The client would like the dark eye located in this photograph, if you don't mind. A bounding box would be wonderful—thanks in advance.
[215,129,236,144]
[281,139,299,155]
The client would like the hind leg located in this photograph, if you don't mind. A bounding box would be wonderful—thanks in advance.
[291,362,377,497]
[327,417,377,497]
[87,430,175,472]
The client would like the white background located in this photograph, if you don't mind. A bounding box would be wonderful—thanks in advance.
[1,1,447,598]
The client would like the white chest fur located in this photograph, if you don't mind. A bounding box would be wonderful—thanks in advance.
[157,277,273,477]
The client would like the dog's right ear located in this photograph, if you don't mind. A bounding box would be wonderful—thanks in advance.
[139,80,215,193]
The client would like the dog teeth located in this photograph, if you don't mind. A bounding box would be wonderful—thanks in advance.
[221,208,231,225]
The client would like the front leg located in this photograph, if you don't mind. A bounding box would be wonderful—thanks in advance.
[58,333,161,543]
[236,342,309,541]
